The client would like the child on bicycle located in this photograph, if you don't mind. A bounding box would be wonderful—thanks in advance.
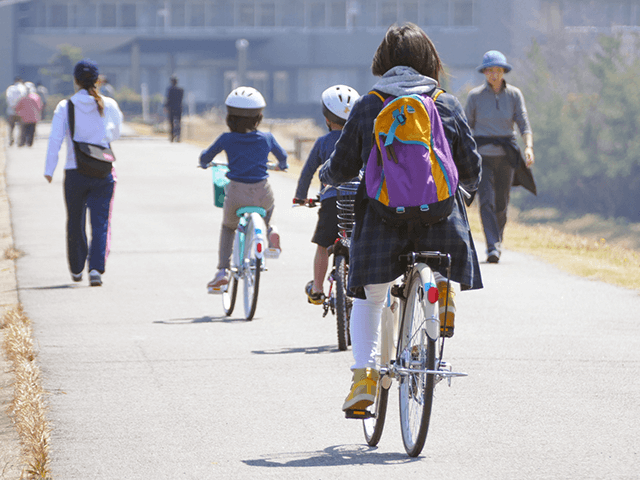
[199,86,288,292]
[293,85,360,305]
[319,23,483,412]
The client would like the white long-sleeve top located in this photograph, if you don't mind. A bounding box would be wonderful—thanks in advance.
[45,89,123,177]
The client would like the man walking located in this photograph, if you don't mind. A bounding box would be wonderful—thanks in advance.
[164,75,184,142]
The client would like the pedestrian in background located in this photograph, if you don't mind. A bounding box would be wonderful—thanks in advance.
[465,50,536,264]
[164,75,184,142]
[15,82,43,147]
[44,59,123,286]
[5,77,27,146]
[98,75,116,98]
[36,81,49,115]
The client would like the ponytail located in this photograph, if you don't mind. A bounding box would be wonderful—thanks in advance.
[87,86,105,117]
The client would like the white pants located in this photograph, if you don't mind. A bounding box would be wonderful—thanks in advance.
[350,272,449,370]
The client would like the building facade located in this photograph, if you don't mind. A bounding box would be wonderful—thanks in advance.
[3,0,633,118]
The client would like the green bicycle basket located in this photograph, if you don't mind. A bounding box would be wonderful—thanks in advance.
[212,164,230,208]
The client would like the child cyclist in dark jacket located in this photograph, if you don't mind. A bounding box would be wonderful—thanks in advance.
[294,84,359,305]
[199,86,288,292]
[320,23,483,412]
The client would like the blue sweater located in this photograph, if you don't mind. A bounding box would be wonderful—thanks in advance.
[199,130,288,183]
[294,129,341,201]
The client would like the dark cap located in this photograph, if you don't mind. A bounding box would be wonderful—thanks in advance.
[73,59,100,87]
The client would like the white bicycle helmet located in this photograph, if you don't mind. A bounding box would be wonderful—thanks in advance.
[225,86,266,117]
[321,85,359,125]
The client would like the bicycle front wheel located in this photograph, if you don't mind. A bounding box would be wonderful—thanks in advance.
[398,267,438,457]
[222,275,238,316]
[334,255,351,351]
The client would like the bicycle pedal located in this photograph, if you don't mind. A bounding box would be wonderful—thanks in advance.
[207,285,227,295]
[344,409,374,420]
[264,248,281,259]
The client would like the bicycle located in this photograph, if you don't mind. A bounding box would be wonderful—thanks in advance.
[205,162,280,320]
[345,251,467,457]
[294,181,359,350]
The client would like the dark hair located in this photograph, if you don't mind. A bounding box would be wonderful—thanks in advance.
[73,59,105,116]
[170,76,178,86]
[371,22,443,82]
[226,114,262,133]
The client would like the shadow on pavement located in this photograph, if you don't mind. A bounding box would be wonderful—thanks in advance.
[242,444,416,467]
[153,316,247,325]
[252,345,342,355]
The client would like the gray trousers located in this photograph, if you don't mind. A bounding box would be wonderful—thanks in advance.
[218,179,274,270]
[478,155,515,254]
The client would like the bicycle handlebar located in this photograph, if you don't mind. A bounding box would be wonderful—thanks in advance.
[292,197,320,208]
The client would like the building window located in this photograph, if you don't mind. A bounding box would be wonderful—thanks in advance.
[452,0,472,26]
[259,2,276,27]
[51,4,68,27]
[282,0,304,26]
[309,2,326,27]
[77,4,96,28]
[330,1,346,27]
[422,0,448,26]
[273,71,290,104]
[121,4,137,28]
[239,2,255,26]
[171,3,185,26]
[100,4,116,27]
[189,3,205,26]
[401,2,419,24]
[378,1,397,27]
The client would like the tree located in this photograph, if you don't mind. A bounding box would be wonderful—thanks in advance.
[39,45,83,95]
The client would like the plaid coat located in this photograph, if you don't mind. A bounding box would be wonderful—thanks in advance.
[320,90,483,295]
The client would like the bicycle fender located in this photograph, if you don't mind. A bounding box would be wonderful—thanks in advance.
[248,212,267,261]
[415,263,440,341]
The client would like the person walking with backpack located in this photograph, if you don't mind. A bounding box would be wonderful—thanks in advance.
[293,84,359,305]
[465,50,536,264]
[44,59,123,286]
[5,77,27,146]
[320,23,483,412]
[15,82,43,147]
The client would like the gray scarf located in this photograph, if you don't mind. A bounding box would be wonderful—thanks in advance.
[371,66,438,97]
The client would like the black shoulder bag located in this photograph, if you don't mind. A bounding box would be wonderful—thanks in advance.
[67,100,115,179]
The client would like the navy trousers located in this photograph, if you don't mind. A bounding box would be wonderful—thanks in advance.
[478,155,515,254]
[64,169,116,275]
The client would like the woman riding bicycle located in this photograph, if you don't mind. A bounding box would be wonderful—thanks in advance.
[319,22,483,412]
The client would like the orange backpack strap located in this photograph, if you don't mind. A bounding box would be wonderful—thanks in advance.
[369,90,386,103]
[432,88,444,101]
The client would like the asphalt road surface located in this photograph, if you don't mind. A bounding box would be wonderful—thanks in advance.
[5,126,639,479]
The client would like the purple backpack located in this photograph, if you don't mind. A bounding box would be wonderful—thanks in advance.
[365,89,459,226]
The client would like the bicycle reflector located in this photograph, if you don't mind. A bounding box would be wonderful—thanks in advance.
[256,242,263,254]
[427,284,439,304]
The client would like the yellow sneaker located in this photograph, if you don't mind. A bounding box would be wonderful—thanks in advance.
[437,281,455,338]
[342,368,379,411]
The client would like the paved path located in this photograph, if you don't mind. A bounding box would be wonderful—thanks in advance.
[4,127,640,479]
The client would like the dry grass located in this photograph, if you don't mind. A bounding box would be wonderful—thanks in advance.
[467,206,640,291]
[4,246,25,261]
[1,306,51,480]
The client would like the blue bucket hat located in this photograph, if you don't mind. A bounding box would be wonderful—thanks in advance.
[477,50,512,73]
[73,59,100,87]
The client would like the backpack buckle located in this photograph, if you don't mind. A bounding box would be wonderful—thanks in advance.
[396,207,405,214]
[420,204,430,212]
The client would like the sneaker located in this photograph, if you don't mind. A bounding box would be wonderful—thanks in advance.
[268,226,280,251]
[342,368,380,411]
[89,269,102,287]
[437,281,455,338]
[487,249,500,263]
[207,269,229,294]
[71,272,83,282]
[305,280,324,305]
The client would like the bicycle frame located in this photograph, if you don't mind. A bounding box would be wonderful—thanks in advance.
[231,207,267,274]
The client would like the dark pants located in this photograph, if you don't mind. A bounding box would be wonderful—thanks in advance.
[64,169,116,275]
[19,123,36,147]
[478,155,515,254]
[169,110,181,142]
[7,115,20,145]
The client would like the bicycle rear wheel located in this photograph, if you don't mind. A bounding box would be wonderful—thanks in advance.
[222,275,238,316]
[242,257,261,320]
[334,255,351,351]
[398,267,438,457]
